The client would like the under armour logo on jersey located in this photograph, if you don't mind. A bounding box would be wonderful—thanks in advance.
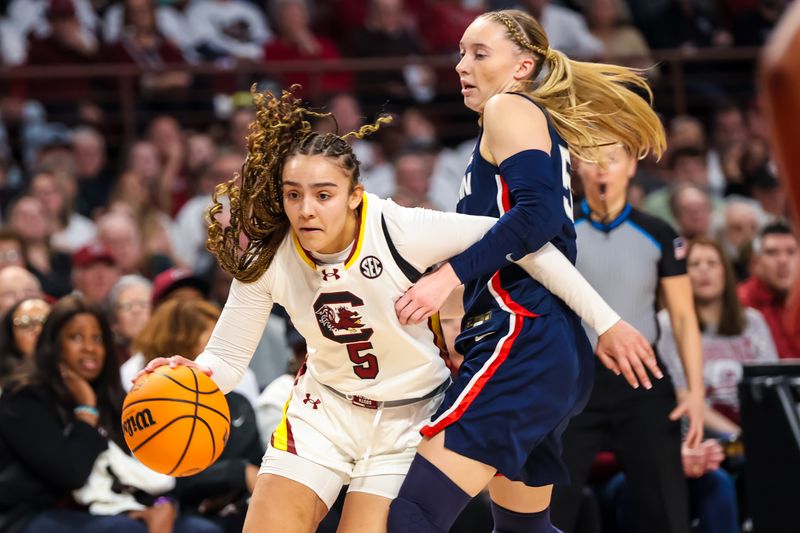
[321,268,341,281]
[359,256,383,279]
[303,393,320,409]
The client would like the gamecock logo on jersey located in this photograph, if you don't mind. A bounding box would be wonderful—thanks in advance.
[313,291,374,344]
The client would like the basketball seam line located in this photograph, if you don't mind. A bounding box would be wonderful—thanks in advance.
[169,368,201,475]
[154,369,220,394]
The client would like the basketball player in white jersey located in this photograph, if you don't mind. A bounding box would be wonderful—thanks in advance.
[137,88,659,533]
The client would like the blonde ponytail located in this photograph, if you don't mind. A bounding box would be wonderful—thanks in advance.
[483,10,666,162]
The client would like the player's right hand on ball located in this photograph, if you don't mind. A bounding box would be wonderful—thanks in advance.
[132,355,213,384]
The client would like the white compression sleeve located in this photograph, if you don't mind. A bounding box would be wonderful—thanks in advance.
[515,243,620,335]
[195,271,274,394]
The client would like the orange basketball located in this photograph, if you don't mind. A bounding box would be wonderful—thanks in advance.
[121,365,230,477]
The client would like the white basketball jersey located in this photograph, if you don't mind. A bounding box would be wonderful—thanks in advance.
[267,193,450,401]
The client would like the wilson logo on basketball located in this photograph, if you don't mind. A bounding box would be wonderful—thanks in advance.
[122,408,157,437]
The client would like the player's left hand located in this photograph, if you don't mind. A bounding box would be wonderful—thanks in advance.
[595,320,662,389]
[396,263,462,325]
[670,388,705,449]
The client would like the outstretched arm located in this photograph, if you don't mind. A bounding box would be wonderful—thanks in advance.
[385,200,660,387]
[661,275,705,448]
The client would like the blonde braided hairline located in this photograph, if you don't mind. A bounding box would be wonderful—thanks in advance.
[488,11,549,58]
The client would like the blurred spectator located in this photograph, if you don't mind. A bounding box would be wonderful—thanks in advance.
[124,140,162,192]
[0,228,27,271]
[187,0,272,63]
[417,0,486,54]
[107,177,179,267]
[732,0,789,46]
[6,0,99,45]
[108,274,153,366]
[671,146,713,189]
[7,195,72,298]
[121,298,259,405]
[206,262,233,310]
[389,148,437,209]
[738,222,800,358]
[0,294,220,533]
[601,438,738,533]
[184,132,217,193]
[318,93,380,173]
[645,0,732,50]
[346,0,434,107]
[0,16,26,66]
[583,0,654,71]
[644,147,725,230]
[96,210,172,278]
[0,297,51,379]
[718,200,761,280]
[17,0,101,124]
[707,103,749,197]
[104,0,192,117]
[401,107,469,211]
[151,267,209,307]
[0,96,40,189]
[726,136,770,198]
[71,126,114,218]
[0,295,127,532]
[146,115,188,215]
[608,0,672,31]
[226,107,254,156]
[70,243,120,305]
[263,0,352,98]
[669,183,713,240]
[668,115,706,152]
[0,266,44,317]
[103,0,194,55]
[659,237,778,436]
[519,0,604,59]
[30,171,96,253]
[173,152,244,270]
[748,161,787,219]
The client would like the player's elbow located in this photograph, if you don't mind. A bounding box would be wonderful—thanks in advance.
[524,203,562,249]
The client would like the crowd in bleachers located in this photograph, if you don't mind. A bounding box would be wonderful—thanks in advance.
[0,0,797,532]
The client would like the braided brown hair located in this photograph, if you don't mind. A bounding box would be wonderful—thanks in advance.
[480,10,665,163]
[206,85,390,282]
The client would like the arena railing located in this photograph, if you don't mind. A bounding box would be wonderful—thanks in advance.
[0,47,761,147]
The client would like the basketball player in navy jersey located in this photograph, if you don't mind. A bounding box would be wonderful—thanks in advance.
[390,9,675,533]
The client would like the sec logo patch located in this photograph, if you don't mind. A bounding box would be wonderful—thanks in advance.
[359,256,383,279]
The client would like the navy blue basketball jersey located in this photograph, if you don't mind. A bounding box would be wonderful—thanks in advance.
[456,95,576,318]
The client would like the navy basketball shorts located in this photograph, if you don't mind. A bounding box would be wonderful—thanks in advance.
[421,307,595,487]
